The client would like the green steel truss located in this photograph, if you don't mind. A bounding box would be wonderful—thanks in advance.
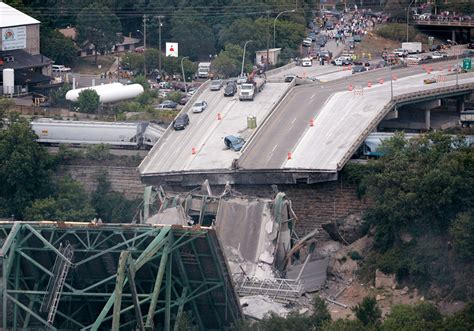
[0,221,242,330]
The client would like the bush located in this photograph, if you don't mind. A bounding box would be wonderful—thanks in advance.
[352,297,381,326]
[85,144,111,161]
[376,24,417,42]
[349,251,363,260]
[77,89,100,114]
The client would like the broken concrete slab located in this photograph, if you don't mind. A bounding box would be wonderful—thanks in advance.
[240,295,289,319]
[286,258,330,293]
[146,206,189,225]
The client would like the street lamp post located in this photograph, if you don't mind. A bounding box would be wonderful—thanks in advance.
[181,56,189,94]
[157,15,164,73]
[406,0,415,42]
[266,10,271,69]
[273,9,296,48]
[241,40,253,77]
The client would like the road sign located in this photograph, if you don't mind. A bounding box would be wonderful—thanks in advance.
[166,42,178,57]
[463,58,472,71]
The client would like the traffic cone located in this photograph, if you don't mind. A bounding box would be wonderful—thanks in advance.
[348,84,353,91]
[379,78,384,84]
[287,152,292,160]
[192,147,196,155]
[368,81,372,88]
[310,119,314,127]
[448,65,452,72]
[392,74,397,81]
[217,113,222,120]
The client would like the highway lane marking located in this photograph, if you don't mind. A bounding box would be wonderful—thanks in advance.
[271,144,278,153]
[291,118,296,124]
[310,93,315,100]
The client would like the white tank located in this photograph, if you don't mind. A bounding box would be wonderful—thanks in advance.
[3,68,14,95]
[65,83,144,103]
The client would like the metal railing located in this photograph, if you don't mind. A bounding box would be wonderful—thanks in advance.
[413,19,474,27]
[236,275,303,303]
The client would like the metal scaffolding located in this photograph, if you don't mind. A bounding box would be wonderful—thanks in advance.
[0,221,241,330]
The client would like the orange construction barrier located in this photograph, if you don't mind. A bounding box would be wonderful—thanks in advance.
[392,74,397,81]
[368,81,372,88]
[192,147,196,155]
[348,84,353,91]
[217,113,222,120]
[448,65,452,72]
[379,78,384,84]
[310,119,314,127]
[287,152,292,160]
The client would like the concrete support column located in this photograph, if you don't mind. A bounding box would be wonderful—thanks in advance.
[457,96,465,113]
[452,29,456,43]
[425,109,431,130]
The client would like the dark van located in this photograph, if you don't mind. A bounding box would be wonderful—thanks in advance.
[173,113,190,130]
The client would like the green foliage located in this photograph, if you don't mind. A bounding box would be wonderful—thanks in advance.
[85,144,111,161]
[76,3,122,63]
[450,211,474,260]
[49,83,72,107]
[121,52,144,73]
[134,89,158,106]
[91,172,140,223]
[166,91,183,103]
[321,319,366,331]
[384,0,410,22]
[0,117,53,219]
[212,44,244,78]
[132,75,149,89]
[24,177,95,221]
[443,302,474,330]
[0,98,15,128]
[381,303,442,331]
[376,23,417,42]
[353,297,381,326]
[170,11,216,60]
[55,144,83,162]
[77,89,100,114]
[349,250,363,260]
[40,28,77,65]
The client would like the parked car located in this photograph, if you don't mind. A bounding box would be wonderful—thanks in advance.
[301,57,312,67]
[352,65,367,74]
[393,48,408,57]
[284,74,296,82]
[406,54,422,64]
[179,95,191,105]
[325,21,334,30]
[224,135,245,151]
[431,51,448,59]
[52,64,71,73]
[236,75,247,85]
[192,100,208,113]
[332,57,351,66]
[156,100,178,109]
[173,113,190,130]
[302,37,313,47]
[210,79,223,91]
[224,82,237,96]
[308,32,317,41]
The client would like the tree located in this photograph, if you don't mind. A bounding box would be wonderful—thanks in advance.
[49,83,72,107]
[170,11,215,60]
[91,172,140,223]
[212,44,244,78]
[0,116,53,219]
[77,89,100,114]
[0,98,15,128]
[24,177,95,221]
[381,303,442,331]
[352,297,381,326]
[76,3,122,63]
[384,0,409,22]
[450,211,474,260]
[40,28,77,65]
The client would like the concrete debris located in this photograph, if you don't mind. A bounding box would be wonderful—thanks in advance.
[240,295,289,320]
[375,269,397,289]
[146,206,189,225]
[286,258,330,293]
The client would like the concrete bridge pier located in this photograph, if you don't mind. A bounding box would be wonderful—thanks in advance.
[425,109,431,130]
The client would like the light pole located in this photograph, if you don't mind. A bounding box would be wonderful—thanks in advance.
[181,56,189,94]
[266,10,271,69]
[273,9,296,48]
[157,15,164,73]
[241,40,253,77]
[406,0,415,42]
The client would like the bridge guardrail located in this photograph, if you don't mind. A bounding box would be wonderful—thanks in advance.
[336,82,474,171]
[266,62,297,77]
[414,20,474,27]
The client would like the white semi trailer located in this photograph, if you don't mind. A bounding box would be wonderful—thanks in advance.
[65,83,144,103]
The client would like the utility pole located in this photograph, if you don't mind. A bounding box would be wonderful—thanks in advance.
[157,15,164,73]
[266,10,271,69]
[143,14,148,77]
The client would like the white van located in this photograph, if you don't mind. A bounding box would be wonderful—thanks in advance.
[301,57,312,67]
[52,64,71,73]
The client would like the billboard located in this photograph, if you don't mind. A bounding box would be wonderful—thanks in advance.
[166,42,178,57]
[2,26,27,51]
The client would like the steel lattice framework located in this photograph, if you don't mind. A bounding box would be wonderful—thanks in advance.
[0,221,241,330]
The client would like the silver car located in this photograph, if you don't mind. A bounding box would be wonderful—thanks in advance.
[192,100,208,113]
[210,80,223,91]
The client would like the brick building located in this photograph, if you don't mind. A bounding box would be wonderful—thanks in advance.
[0,2,51,95]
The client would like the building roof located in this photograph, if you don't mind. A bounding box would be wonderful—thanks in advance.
[0,2,40,28]
[58,27,76,40]
[116,36,140,46]
[15,70,51,85]
[0,49,51,70]
[256,48,282,54]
